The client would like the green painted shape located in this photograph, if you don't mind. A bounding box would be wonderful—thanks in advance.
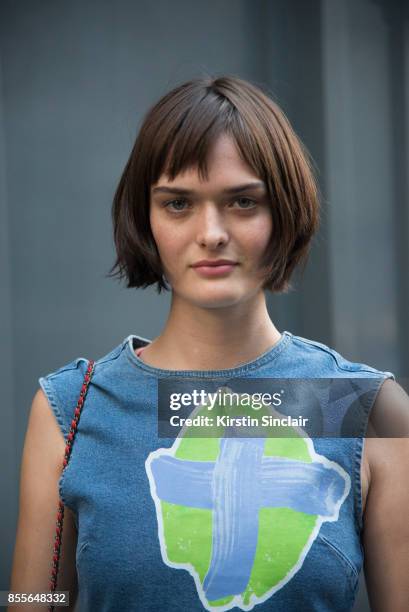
[174,435,220,461]
[162,501,213,582]
[160,395,319,608]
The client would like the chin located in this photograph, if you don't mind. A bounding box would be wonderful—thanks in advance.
[186,286,249,309]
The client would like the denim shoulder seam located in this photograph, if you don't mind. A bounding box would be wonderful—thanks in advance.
[46,357,88,380]
[44,340,127,381]
[293,335,395,378]
[292,335,350,371]
[94,340,127,367]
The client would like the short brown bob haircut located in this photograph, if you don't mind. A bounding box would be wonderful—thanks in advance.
[108,74,320,294]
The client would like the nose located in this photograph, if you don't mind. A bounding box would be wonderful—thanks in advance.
[195,203,230,249]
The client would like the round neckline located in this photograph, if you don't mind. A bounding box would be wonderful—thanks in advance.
[125,331,293,378]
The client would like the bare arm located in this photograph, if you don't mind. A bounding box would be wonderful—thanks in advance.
[363,379,409,611]
[8,389,78,612]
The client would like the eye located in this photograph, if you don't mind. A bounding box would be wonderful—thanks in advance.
[163,198,190,212]
[231,197,257,210]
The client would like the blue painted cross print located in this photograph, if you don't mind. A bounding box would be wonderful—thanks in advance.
[145,435,350,611]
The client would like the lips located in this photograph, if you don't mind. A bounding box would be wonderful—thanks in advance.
[192,260,238,267]
[191,262,238,278]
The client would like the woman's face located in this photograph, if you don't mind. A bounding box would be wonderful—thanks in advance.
[149,134,273,308]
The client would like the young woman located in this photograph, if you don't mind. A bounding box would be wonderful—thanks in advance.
[9,76,409,612]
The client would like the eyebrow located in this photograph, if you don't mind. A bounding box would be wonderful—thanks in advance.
[151,181,267,196]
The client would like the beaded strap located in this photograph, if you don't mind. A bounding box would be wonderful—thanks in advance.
[48,359,95,612]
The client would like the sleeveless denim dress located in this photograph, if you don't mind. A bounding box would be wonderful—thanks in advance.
[38,331,395,612]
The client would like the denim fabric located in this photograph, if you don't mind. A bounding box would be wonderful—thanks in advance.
[39,331,395,612]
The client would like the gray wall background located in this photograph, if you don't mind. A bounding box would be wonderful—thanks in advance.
[1,1,408,610]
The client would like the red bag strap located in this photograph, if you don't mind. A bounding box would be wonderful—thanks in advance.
[48,359,96,612]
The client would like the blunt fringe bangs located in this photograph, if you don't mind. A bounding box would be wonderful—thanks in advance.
[107,74,321,293]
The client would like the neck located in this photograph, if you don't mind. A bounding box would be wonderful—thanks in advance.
[142,291,282,370]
